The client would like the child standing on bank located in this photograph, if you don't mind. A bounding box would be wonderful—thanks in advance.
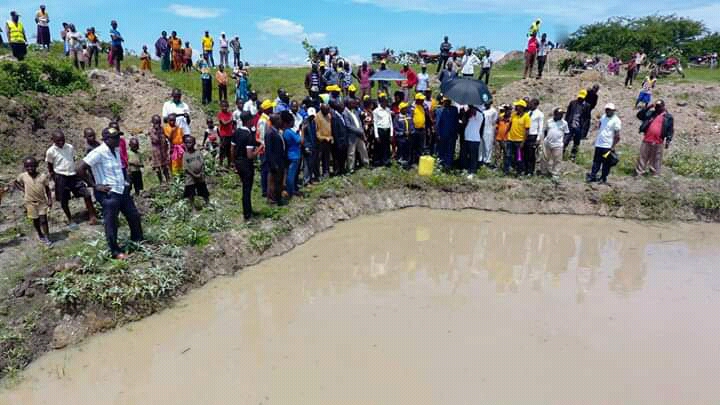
[127,137,144,196]
[182,135,210,209]
[13,157,53,247]
[140,45,151,72]
[148,115,170,183]
[203,118,220,158]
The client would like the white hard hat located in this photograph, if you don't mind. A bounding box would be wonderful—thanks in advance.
[604,103,616,110]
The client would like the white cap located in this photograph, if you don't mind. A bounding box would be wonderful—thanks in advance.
[221,31,226,35]
[604,103,616,110]
[307,107,317,117]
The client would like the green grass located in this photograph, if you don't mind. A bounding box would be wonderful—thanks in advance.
[668,66,720,84]
[150,59,524,116]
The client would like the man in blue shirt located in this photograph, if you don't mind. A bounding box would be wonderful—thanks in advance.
[109,20,124,73]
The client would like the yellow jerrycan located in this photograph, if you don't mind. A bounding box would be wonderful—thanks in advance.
[418,155,435,176]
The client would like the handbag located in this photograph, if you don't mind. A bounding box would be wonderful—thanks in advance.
[603,150,619,167]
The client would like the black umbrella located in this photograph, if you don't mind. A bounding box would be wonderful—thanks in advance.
[369,69,406,81]
[440,78,492,106]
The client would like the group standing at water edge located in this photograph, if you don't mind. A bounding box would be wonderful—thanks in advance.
[0,11,679,259]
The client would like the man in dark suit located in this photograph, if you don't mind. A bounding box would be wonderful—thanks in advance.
[342,98,369,172]
[265,114,286,204]
[330,101,349,176]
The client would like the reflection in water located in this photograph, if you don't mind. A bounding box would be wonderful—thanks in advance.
[3,209,720,405]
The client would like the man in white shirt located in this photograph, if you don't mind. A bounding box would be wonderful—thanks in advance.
[479,50,493,83]
[480,101,498,166]
[243,90,258,117]
[416,64,430,92]
[587,103,621,183]
[536,34,549,79]
[372,93,394,166]
[460,49,481,77]
[524,98,544,175]
[77,127,143,260]
[161,88,191,135]
[45,130,97,227]
[542,108,570,178]
[463,105,485,177]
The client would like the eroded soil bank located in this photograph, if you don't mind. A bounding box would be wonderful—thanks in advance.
[3,209,720,404]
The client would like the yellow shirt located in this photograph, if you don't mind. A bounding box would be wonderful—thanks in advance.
[202,36,214,51]
[508,112,531,142]
[413,105,426,129]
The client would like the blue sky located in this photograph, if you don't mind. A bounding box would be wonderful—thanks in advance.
[2,0,719,65]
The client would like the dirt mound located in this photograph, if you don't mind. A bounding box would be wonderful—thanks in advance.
[494,73,720,151]
[0,69,205,175]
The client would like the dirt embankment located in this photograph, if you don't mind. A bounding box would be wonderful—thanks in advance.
[493,56,720,153]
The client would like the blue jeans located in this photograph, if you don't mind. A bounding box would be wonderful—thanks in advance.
[203,51,215,67]
[94,187,143,257]
[286,159,300,195]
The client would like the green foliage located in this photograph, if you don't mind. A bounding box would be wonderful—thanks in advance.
[0,55,89,97]
[566,15,707,60]
[683,33,720,57]
[667,150,720,179]
[302,38,318,62]
[691,191,720,211]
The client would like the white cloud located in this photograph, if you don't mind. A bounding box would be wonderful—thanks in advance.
[263,52,306,66]
[167,4,225,19]
[256,17,326,43]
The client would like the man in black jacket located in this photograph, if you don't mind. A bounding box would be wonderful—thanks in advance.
[331,101,349,175]
[265,114,286,204]
[635,99,673,176]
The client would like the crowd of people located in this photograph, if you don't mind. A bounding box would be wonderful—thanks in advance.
[0,12,678,260]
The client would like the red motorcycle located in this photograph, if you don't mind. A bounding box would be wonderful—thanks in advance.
[649,55,685,78]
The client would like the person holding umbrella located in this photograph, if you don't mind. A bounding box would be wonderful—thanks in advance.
[436,97,459,169]
[372,93,394,166]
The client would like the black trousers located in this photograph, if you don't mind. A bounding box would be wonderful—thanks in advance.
[523,135,538,175]
[236,163,254,219]
[201,78,212,104]
[625,69,634,87]
[479,67,491,84]
[319,142,332,176]
[410,129,426,165]
[589,147,612,181]
[537,55,547,78]
[463,140,480,173]
[375,128,391,166]
[129,170,143,195]
[94,188,143,257]
[437,56,449,73]
[333,143,348,175]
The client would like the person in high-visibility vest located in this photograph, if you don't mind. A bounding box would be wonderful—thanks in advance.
[6,11,27,61]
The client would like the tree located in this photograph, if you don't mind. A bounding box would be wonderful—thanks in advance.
[302,38,318,63]
[566,15,707,60]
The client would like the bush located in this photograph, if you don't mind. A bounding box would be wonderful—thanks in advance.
[0,56,89,97]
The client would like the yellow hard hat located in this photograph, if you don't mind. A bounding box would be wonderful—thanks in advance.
[326,84,341,92]
[319,61,326,67]
[415,93,426,101]
[578,89,588,99]
[513,100,527,108]
[260,99,275,110]
[348,84,357,92]
[399,102,409,110]
[378,92,387,99]
[363,95,371,101]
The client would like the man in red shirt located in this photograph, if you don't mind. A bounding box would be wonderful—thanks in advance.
[524,33,539,79]
[398,63,418,101]
[635,99,673,176]
[217,100,235,169]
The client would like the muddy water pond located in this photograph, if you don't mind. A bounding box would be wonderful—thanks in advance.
[3,209,720,405]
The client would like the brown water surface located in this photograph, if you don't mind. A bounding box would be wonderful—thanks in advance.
[3,209,720,404]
